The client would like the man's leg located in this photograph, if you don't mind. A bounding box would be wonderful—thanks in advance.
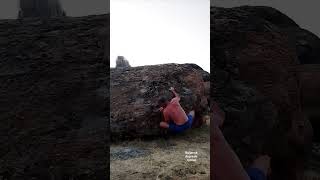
[187,110,195,128]
[161,121,185,133]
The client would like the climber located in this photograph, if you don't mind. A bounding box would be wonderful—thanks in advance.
[212,101,271,180]
[158,87,195,133]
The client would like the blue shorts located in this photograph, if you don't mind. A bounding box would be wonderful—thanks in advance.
[168,114,193,133]
[247,167,267,180]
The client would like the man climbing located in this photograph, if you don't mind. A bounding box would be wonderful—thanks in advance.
[158,87,195,133]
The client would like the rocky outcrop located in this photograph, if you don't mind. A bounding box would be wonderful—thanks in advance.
[0,15,109,179]
[211,6,313,180]
[115,56,131,68]
[19,0,66,18]
[110,63,209,140]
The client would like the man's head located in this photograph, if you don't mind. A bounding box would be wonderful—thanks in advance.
[158,96,169,108]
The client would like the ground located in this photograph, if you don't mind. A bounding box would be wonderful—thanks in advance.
[110,119,210,180]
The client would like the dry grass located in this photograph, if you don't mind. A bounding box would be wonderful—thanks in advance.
[110,122,210,180]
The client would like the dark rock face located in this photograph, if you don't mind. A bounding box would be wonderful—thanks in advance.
[19,0,66,18]
[211,6,313,180]
[115,56,131,68]
[211,6,320,64]
[110,63,209,139]
[298,65,320,125]
[0,15,109,179]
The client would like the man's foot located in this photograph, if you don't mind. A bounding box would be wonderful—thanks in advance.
[251,155,271,176]
[188,110,195,119]
[160,122,169,129]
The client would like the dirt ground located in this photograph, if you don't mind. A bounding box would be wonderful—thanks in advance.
[110,122,210,180]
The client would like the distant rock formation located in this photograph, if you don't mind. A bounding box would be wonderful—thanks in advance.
[115,56,131,68]
[18,0,66,18]
[0,14,109,179]
[111,63,209,139]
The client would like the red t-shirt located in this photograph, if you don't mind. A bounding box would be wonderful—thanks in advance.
[163,97,188,125]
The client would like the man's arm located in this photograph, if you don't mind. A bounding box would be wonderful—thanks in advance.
[213,127,250,180]
[212,102,250,180]
[169,87,180,101]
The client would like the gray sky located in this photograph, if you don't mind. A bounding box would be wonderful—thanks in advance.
[212,0,320,37]
[1,1,319,38]
[1,1,319,71]
[110,0,210,72]
[0,0,109,19]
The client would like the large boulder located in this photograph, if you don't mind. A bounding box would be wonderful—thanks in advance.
[211,6,313,180]
[19,0,66,19]
[110,63,210,139]
[0,15,109,179]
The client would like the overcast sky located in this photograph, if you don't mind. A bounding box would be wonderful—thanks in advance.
[110,0,210,72]
[0,0,109,19]
[212,0,320,37]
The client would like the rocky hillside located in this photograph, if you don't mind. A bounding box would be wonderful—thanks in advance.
[0,15,109,179]
[110,63,210,140]
[211,6,319,180]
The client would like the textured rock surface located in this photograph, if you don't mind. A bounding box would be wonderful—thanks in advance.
[115,56,131,68]
[0,15,109,179]
[211,6,313,180]
[110,63,209,139]
[19,0,66,18]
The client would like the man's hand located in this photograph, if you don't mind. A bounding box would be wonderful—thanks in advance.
[169,87,180,99]
[158,107,164,112]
